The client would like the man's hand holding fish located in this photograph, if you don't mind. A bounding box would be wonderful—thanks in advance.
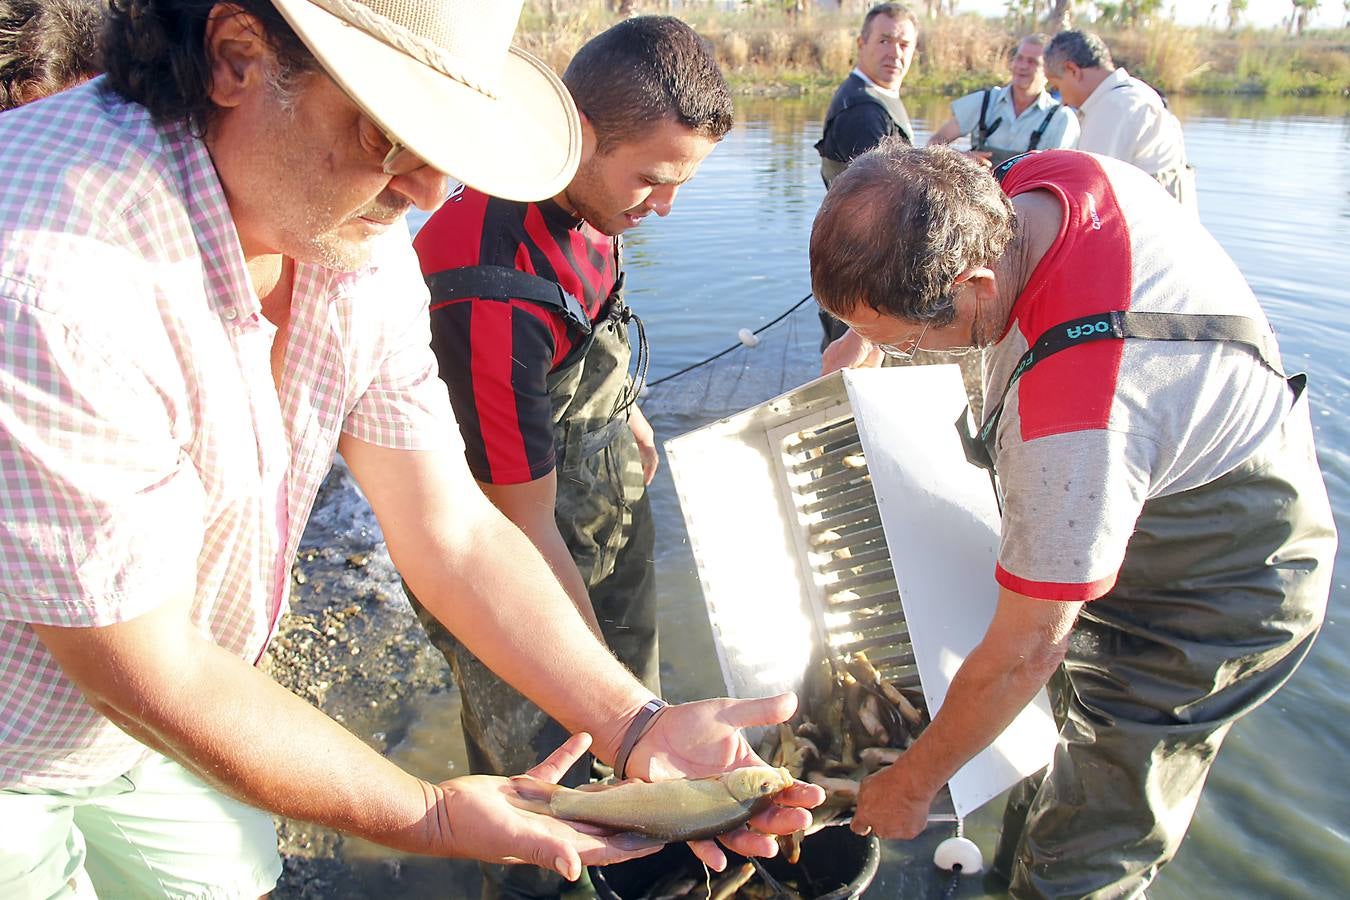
[600,691,827,870]
[430,734,664,879]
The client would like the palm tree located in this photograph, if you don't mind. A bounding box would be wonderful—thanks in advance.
[1228,0,1248,31]
[1289,0,1320,35]
[1048,0,1075,30]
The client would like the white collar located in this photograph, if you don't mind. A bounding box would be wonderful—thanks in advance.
[1080,67,1132,114]
[852,67,900,98]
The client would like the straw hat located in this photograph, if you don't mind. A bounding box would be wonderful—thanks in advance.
[271,0,580,201]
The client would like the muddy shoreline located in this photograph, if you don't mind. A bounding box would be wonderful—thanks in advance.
[259,461,485,898]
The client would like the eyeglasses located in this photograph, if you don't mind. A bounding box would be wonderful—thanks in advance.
[357,113,427,177]
[874,321,929,362]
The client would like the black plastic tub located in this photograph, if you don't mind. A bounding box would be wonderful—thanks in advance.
[590,827,881,899]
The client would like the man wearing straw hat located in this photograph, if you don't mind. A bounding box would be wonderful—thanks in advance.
[410,16,733,897]
[0,1,820,896]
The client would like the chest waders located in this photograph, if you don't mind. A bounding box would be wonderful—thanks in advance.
[407,262,660,900]
[816,74,915,190]
[959,311,1335,899]
[971,87,1062,168]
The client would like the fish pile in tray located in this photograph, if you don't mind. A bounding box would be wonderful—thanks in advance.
[761,650,929,862]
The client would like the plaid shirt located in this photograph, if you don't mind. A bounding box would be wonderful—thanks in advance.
[0,81,457,788]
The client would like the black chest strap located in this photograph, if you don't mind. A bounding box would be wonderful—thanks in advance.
[1027,103,1061,151]
[425,264,593,337]
[961,311,1291,476]
[975,88,1003,148]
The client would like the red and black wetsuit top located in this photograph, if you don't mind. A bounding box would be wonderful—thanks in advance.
[413,186,619,485]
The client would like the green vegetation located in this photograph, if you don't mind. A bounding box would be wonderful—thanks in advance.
[517,2,1350,98]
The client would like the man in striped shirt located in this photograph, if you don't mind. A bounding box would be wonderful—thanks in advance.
[412,18,734,897]
[0,3,816,895]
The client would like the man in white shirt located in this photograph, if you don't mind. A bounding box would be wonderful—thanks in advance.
[1044,30,1195,209]
[927,33,1079,168]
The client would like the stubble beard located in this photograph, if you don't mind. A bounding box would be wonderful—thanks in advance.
[292,193,412,273]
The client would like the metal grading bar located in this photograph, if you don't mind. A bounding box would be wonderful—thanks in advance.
[783,415,921,689]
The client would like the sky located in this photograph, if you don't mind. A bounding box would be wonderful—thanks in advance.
[957,0,1345,30]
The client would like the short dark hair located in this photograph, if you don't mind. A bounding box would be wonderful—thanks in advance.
[102,0,317,135]
[1044,30,1113,71]
[562,15,733,153]
[810,140,1015,323]
[860,3,917,40]
[0,0,104,110]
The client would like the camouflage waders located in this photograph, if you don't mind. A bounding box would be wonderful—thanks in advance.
[961,311,1335,899]
[409,270,658,900]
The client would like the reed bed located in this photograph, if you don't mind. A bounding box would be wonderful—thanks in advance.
[519,3,1350,97]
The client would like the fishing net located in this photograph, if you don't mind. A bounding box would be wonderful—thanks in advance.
[639,293,824,429]
[639,295,984,434]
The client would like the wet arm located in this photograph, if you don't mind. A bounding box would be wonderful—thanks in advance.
[33,604,445,853]
[341,433,648,764]
[853,586,1080,838]
[927,116,963,146]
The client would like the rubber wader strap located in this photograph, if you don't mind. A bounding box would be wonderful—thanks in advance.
[1028,104,1061,151]
[426,264,592,336]
[975,88,1003,149]
[614,698,669,780]
[961,310,1291,475]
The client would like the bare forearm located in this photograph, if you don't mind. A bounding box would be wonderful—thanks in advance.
[529,527,603,636]
[344,437,652,764]
[927,117,962,147]
[397,508,647,762]
[892,636,1061,796]
[40,623,440,854]
[480,480,603,637]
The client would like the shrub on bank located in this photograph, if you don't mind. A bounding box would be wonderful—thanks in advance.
[518,3,1350,98]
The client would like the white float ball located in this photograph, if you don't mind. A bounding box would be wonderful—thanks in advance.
[737,328,760,348]
[933,836,984,874]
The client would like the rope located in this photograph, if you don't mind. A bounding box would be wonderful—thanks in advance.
[941,817,966,900]
[646,292,816,389]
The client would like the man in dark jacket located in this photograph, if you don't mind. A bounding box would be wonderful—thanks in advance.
[815,3,918,347]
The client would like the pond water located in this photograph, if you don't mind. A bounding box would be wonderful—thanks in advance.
[366,93,1349,898]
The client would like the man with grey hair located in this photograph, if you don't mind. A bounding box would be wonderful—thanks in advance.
[1044,29,1194,207]
[927,33,1078,167]
[0,1,819,895]
[814,3,918,349]
[812,140,1333,897]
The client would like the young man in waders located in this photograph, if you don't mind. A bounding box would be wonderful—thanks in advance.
[409,17,734,898]
[812,141,1335,898]
[926,33,1079,168]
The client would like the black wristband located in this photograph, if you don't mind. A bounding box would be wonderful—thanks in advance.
[613,698,669,780]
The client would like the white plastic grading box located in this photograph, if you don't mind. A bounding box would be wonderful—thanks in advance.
[665,364,1057,822]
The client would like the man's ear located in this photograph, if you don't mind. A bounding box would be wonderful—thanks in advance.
[204,3,273,110]
[577,110,598,165]
[954,266,999,306]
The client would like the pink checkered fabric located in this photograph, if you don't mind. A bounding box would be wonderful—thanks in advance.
[0,81,458,788]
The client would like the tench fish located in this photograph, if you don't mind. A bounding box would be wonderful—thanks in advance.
[545,766,794,842]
